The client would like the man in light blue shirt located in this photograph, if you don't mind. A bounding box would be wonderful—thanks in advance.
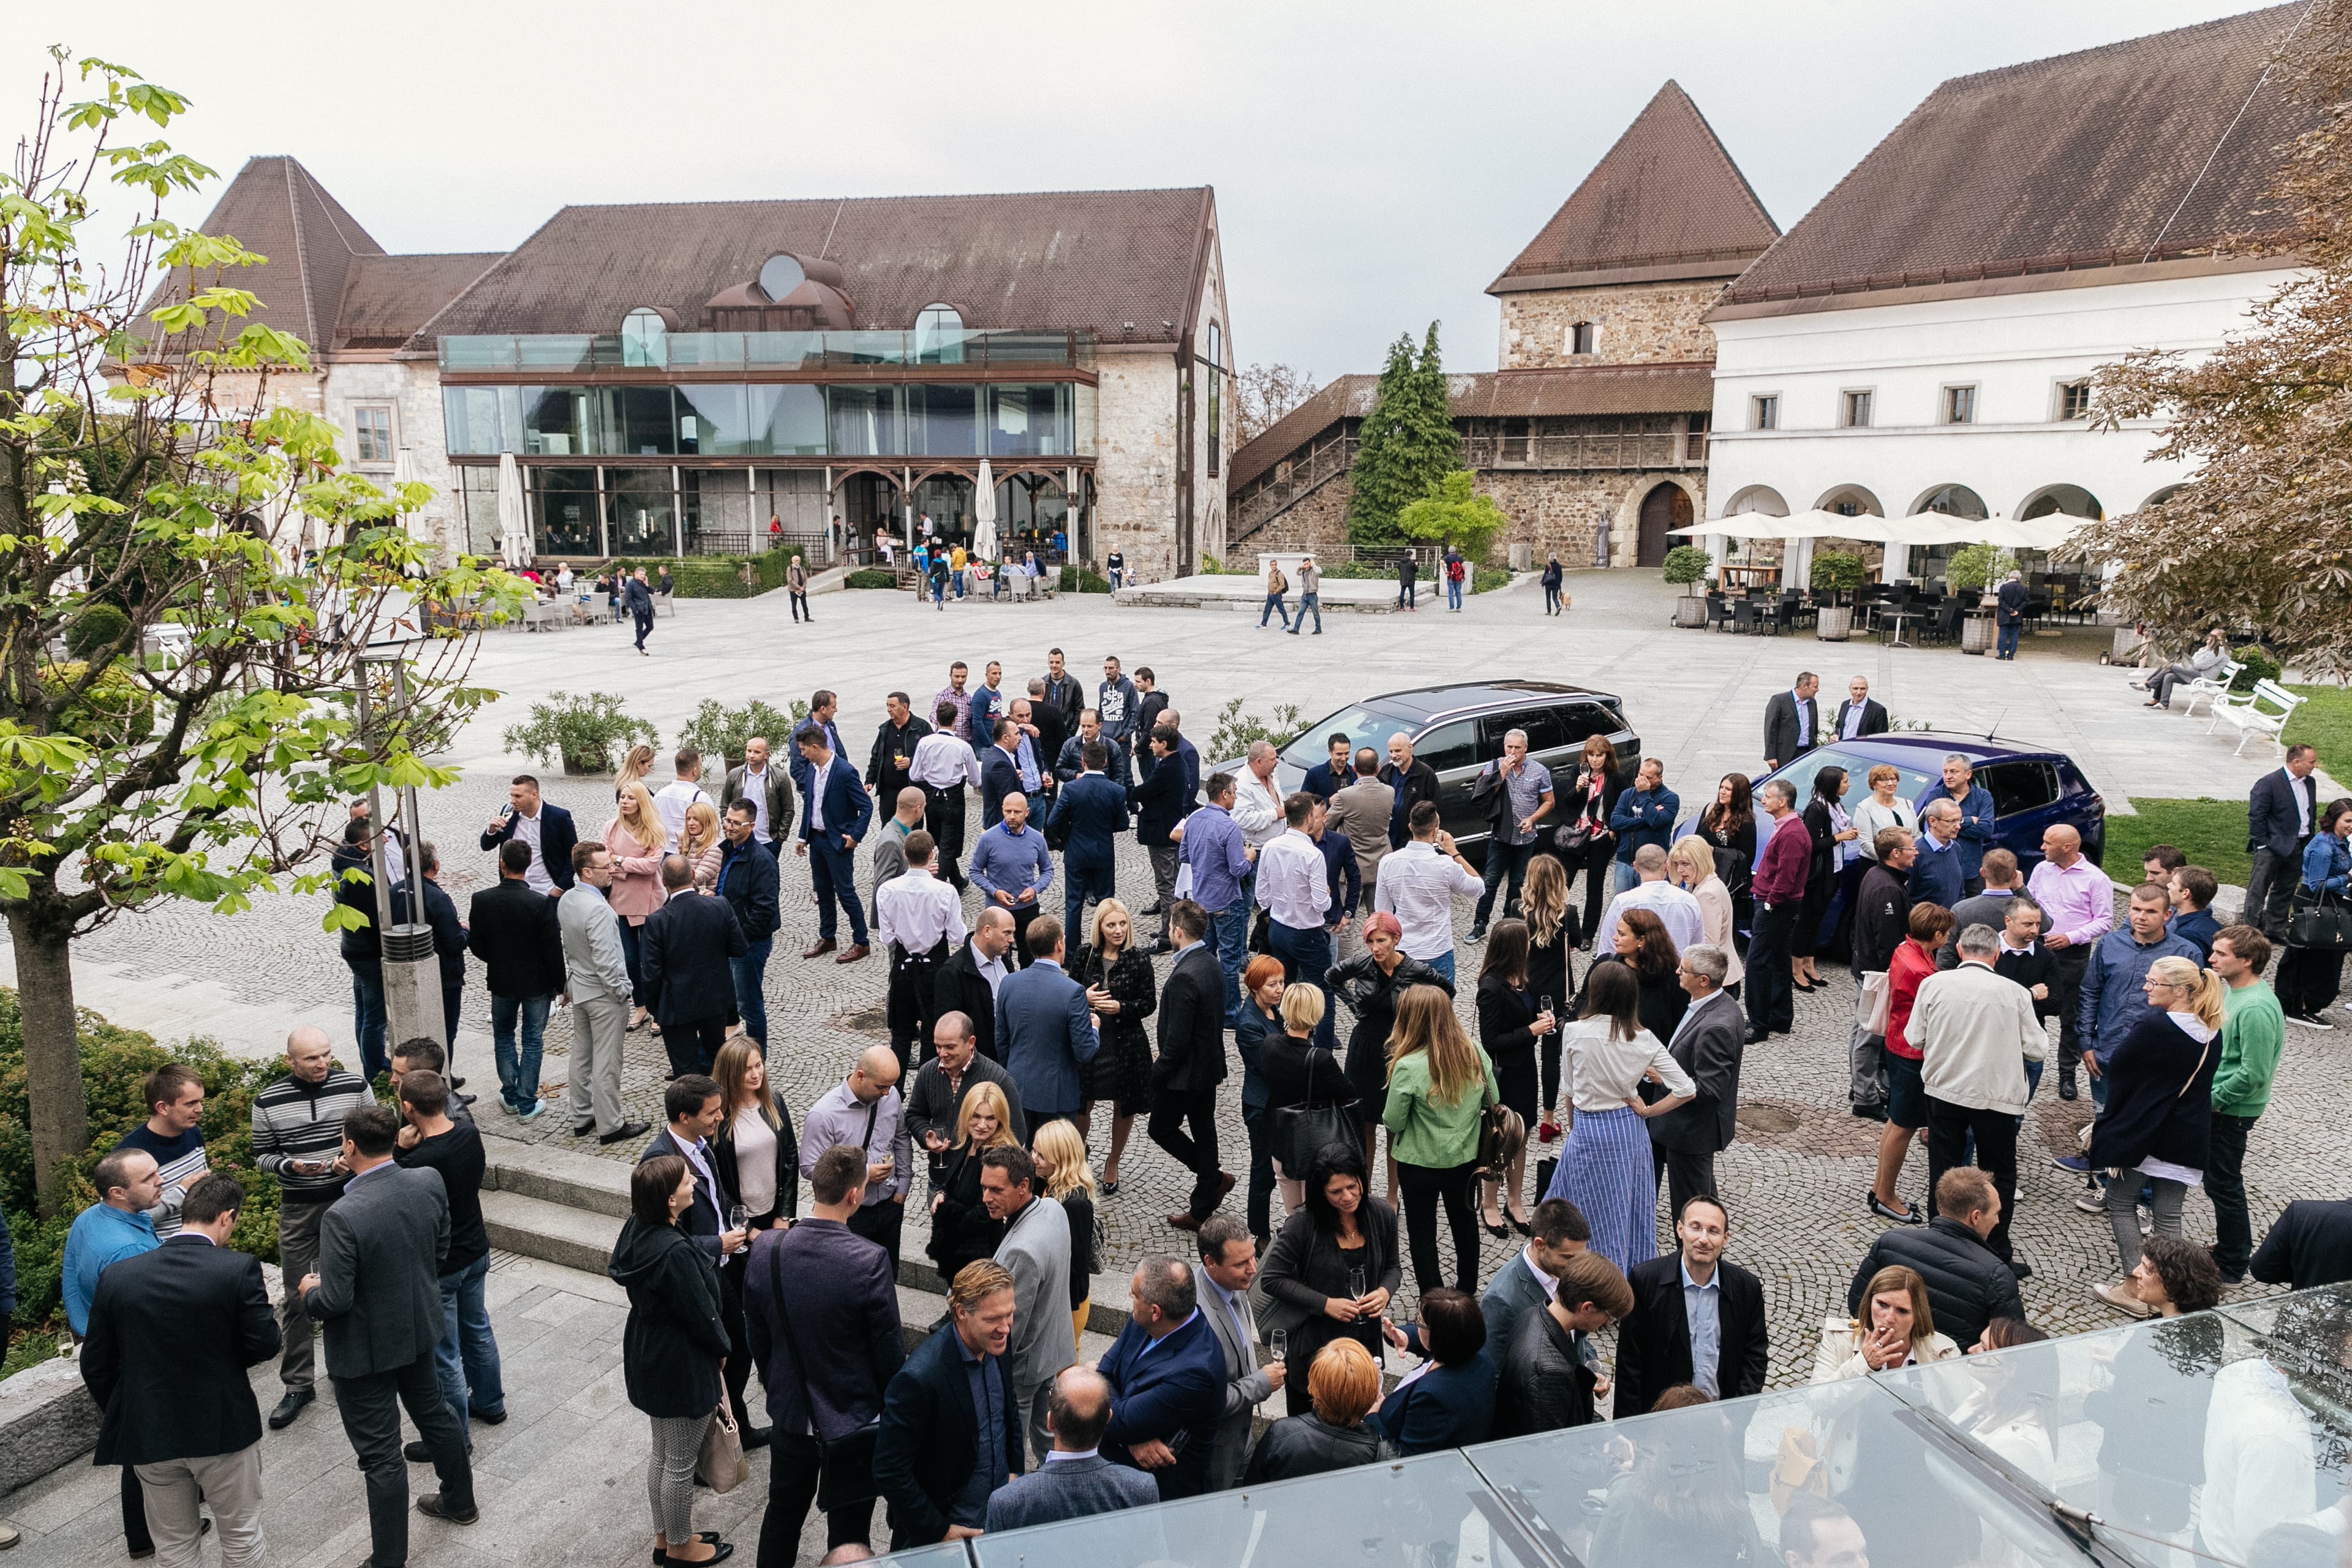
[1681,1257,1722,1398]
[970,794,1055,965]
[1175,775,1253,1025]
[62,1148,163,1336]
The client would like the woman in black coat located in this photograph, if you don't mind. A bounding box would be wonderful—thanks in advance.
[1258,1142,1402,1418]
[1520,853,1580,1137]
[1585,910,1687,1046]
[1241,1337,1386,1483]
[1697,773,1757,949]
[1475,920,1553,1235]
[1261,979,1359,1213]
[2087,957,2225,1302]
[1795,766,1853,987]
[608,1155,733,1566]
[1559,736,1627,944]
[925,1083,1020,1285]
[1327,911,1454,1180]
[1072,898,1158,1191]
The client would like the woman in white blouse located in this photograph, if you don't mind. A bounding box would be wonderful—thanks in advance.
[1540,962,1693,1276]
[1849,766,1919,865]
[1815,1264,1958,1382]
[1668,835,1743,989]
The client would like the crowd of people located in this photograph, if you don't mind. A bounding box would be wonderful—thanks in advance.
[23,643,2352,1568]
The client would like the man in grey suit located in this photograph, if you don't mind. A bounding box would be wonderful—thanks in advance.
[982,1367,1158,1532]
[1191,1216,1281,1491]
[1478,1198,1593,1352]
[1646,944,1747,1224]
[988,1145,1072,1464]
[299,1103,476,1566]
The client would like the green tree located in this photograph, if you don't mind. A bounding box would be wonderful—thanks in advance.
[1,51,519,1210]
[1396,471,1509,564]
[1347,322,1462,547]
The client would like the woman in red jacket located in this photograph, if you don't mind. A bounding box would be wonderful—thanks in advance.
[1870,902,1954,1225]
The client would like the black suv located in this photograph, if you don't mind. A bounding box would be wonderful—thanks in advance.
[1216,680,1642,848]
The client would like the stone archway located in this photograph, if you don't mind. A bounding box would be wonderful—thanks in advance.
[1637,483,1692,567]
[1607,472,1702,568]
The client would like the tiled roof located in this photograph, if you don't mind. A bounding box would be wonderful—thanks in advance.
[333,254,503,349]
[1229,365,1714,492]
[1720,4,2320,308]
[1490,81,1778,291]
[412,187,1218,343]
[140,156,386,350]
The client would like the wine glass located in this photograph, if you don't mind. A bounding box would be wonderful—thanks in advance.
[1540,995,1555,1031]
[1348,1265,1367,1301]
[728,1204,748,1248]
[1270,1329,1288,1365]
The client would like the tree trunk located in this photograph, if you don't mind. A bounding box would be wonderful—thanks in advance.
[8,898,86,1217]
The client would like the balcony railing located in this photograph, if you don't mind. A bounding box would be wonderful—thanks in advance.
[1460,430,1700,470]
[439,329,1095,375]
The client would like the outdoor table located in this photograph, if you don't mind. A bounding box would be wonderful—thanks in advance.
[1879,609,1923,648]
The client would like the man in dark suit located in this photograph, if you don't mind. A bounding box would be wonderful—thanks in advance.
[298,1104,477,1563]
[796,723,874,961]
[994,914,1099,1141]
[1098,1257,1228,1501]
[1762,673,1821,771]
[1831,675,1889,741]
[2253,1197,2352,1291]
[935,907,1016,1064]
[392,845,468,1063]
[466,837,567,1117]
[477,774,576,892]
[984,1366,1159,1531]
[82,1173,281,1567]
[1022,681,1068,797]
[1131,725,1191,946]
[979,718,1027,832]
[639,854,747,1077]
[873,1260,1024,1548]
[1647,946,1744,1221]
[1379,733,1441,850]
[744,1145,903,1561]
[2245,744,2321,939]
[1049,741,1130,942]
[641,1074,763,1442]
[1994,570,2030,659]
[717,801,782,1048]
[1149,900,1229,1232]
[1611,1196,1769,1419]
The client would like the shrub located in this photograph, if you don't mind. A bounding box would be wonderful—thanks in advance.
[0,990,291,1346]
[501,690,660,775]
[1200,552,1221,575]
[2231,644,2282,693]
[845,568,897,590]
[1057,565,1111,594]
[62,603,132,657]
[609,555,790,600]
[1470,564,1512,594]
[1810,550,1867,605]
[676,698,806,767]
[1207,696,1303,763]
[40,662,155,747]
[1945,543,2015,595]
[1662,545,1711,594]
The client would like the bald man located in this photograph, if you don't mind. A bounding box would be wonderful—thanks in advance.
[2025,823,2116,1099]
[249,1025,377,1429]
[802,1046,914,1266]
[870,784,930,921]
[984,1366,1158,1531]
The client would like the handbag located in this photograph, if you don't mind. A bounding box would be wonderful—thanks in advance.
[698,1401,748,1494]
[766,1236,883,1510]
[1473,1047,1520,1177]
[1855,971,1891,1036]
[2288,889,2352,950]
[1273,1047,1362,1172]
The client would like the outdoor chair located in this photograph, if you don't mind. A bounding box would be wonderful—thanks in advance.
[2207,678,2305,758]
[1732,601,1759,635]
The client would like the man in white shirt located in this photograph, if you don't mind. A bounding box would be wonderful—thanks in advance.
[1911,923,2041,1270]
[652,747,715,845]
[1594,844,1706,955]
[1373,800,1484,985]
[1231,742,1285,851]
[910,702,982,892]
[1256,793,1338,1047]
[873,831,967,1074]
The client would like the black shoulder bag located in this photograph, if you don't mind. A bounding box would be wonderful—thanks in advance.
[1273,1045,1360,1172]
[766,1238,882,1510]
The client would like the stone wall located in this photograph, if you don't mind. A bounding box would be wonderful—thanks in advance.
[1499,279,1726,369]
[321,359,463,561]
[1235,464,1708,568]
[1093,348,1178,579]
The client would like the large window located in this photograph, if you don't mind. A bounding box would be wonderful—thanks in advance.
[914,304,965,365]
[1569,322,1596,355]
[674,384,750,456]
[761,385,827,456]
[445,379,1090,458]
[908,384,976,456]
[605,468,676,555]
[620,309,667,368]
[1204,321,1221,477]
[519,386,598,456]
[606,388,677,456]
[987,384,1073,458]
[827,385,900,456]
[529,468,601,556]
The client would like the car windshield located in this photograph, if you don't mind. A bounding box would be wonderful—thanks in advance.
[1776,745,1939,809]
[1278,703,1411,771]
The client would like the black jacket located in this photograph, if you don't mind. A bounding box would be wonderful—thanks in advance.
[1852,863,1912,973]
[640,1128,737,1270]
[81,1234,280,1465]
[979,745,1025,830]
[874,1319,1026,1548]
[926,1143,1009,1280]
[712,1091,799,1223]
[608,1218,731,1420]
[1847,1216,2024,1354]
[467,877,567,998]
[1615,1253,1770,1418]
[2253,1199,2352,1291]
[1328,952,1455,1104]
[392,877,467,991]
[640,891,747,1030]
[716,835,780,941]
[1762,690,1820,768]
[1476,971,1540,1071]
[479,802,578,890]
[935,938,1005,1062]
[1153,944,1227,1092]
[866,715,933,805]
[1994,941,2060,1020]
[1241,1413,1384,1484]
[1040,671,1085,734]
[2248,767,2320,860]
[1129,752,1191,848]
[2087,1013,2220,1175]
[1834,697,1890,738]
[331,843,380,962]
[1494,1305,1597,1438]
[1378,760,1441,848]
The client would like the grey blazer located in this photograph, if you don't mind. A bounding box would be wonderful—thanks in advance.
[304,1162,450,1377]
[1192,1264,1277,1492]
[994,1193,1074,1455]
[982,1451,1158,1532]
[1480,1251,1600,1374]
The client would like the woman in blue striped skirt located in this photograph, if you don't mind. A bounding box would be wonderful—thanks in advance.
[1544,962,1694,1275]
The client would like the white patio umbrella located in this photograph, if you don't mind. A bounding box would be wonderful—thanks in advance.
[971,458,999,560]
[1670,508,1864,541]
[495,451,529,568]
[391,445,427,545]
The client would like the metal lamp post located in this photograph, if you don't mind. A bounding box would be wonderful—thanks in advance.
[354,649,445,1055]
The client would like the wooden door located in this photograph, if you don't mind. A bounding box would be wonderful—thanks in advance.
[1637,483,1689,567]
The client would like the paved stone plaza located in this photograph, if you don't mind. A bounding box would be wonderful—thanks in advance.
[4,569,2342,1566]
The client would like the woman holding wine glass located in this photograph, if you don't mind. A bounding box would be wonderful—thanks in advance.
[1257,1142,1401,1418]
[925,1084,1021,1286]
[1475,919,1551,1235]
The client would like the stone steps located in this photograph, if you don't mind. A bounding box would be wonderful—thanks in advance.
[480,1188,622,1275]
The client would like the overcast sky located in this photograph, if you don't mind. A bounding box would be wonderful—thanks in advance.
[10,0,2277,385]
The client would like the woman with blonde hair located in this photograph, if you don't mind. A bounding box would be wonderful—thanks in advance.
[1262,981,1352,1213]
[926,1081,1020,1286]
[1521,853,1580,1142]
[1849,765,1918,865]
[680,799,723,895]
[1815,1264,1957,1381]
[2088,956,2227,1314]
[1030,1119,1099,1360]
[605,780,670,1031]
[1668,834,1743,989]
[1382,984,1501,1294]
[1072,897,1156,1193]
[614,742,658,804]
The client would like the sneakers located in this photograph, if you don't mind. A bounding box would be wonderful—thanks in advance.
[2288,1011,2335,1031]
[517,1099,546,1121]
[2092,1281,2154,1319]
[2075,1191,2108,1214]
[2051,1153,2090,1174]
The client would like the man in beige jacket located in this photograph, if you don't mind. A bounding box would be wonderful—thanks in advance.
[1325,750,1394,959]
[1912,923,2044,1268]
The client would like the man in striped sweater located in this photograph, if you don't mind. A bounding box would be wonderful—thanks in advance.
[248,1025,375,1430]
[111,1065,208,1240]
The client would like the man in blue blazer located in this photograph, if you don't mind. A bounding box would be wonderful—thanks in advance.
[477,774,576,892]
[2245,745,2321,939]
[979,720,1028,832]
[796,724,873,960]
[994,915,1098,1142]
[1914,755,1996,896]
[1097,1257,1227,1501]
[984,1366,1158,1531]
[873,1260,1024,1548]
[1049,740,1131,941]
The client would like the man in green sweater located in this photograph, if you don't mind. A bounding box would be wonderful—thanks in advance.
[2205,924,2285,1284]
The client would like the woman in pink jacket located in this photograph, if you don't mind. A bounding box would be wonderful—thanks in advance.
[606,781,670,1031]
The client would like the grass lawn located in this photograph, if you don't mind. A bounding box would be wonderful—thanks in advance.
[2107,798,2248,886]
[2287,684,2352,781]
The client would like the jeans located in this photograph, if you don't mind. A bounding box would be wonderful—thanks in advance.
[2204,1111,2259,1272]
[1447,577,1463,610]
[1397,1157,1480,1293]
[731,937,773,1045]
[1746,903,1798,1033]
[1425,949,1457,986]
[489,991,550,1110]
[1398,579,1416,608]
[346,956,387,1083]
[1474,838,1534,927]
[1543,584,1563,615]
[1291,592,1322,633]
[1213,894,1252,1026]
[1259,592,1290,629]
[1997,621,2021,658]
[1065,861,1117,948]
[1268,921,1337,1051]
[435,1253,503,1438]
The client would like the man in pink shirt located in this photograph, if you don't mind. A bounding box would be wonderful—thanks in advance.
[2024,824,2114,1101]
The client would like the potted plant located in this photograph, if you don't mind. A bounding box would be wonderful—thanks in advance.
[676,697,806,771]
[1809,550,1866,640]
[501,690,660,775]
[1662,545,1711,627]
[1945,543,2012,655]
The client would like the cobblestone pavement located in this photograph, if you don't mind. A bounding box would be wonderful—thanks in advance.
[21,571,2343,1396]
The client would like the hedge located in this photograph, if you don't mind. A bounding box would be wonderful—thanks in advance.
[1,990,304,1371]
[845,568,898,590]
[609,553,790,599]
[1058,565,1112,594]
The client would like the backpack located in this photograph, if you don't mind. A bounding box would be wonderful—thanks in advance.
[1447,557,1466,582]
[1268,566,1288,595]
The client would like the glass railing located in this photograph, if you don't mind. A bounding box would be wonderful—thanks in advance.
[438,329,1096,373]
[872,1283,2352,1568]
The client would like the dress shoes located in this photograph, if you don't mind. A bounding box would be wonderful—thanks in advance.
[836,944,872,963]
[1167,1212,1203,1232]
[416,1494,478,1525]
[655,1544,733,1566]
[654,1534,722,1564]
[268,1387,313,1430]
[802,938,837,959]
[1216,1171,1237,1204]
[740,1425,772,1451]
[600,1118,652,1145]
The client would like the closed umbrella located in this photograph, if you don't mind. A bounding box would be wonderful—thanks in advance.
[496,451,529,568]
[391,445,427,547]
[972,458,998,561]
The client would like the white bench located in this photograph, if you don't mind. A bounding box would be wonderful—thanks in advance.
[2177,658,2242,719]
[2207,677,2305,756]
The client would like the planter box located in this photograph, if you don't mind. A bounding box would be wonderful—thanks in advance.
[1961,615,1996,655]
[1673,598,1709,628]
[1816,605,1853,641]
